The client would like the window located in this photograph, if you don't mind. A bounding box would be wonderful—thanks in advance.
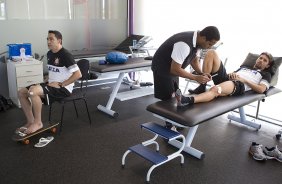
[4,0,71,20]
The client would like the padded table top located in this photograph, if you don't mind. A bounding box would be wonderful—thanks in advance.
[70,49,111,59]
[90,57,152,73]
[147,87,281,127]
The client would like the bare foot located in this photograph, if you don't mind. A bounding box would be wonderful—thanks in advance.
[15,123,33,133]
[24,122,43,134]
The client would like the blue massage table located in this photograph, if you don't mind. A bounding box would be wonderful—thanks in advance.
[146,87,281,159]
[90,57,152,117]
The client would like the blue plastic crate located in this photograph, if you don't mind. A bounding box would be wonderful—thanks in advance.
[7,43,32,58]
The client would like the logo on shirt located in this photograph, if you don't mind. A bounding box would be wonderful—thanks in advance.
[240,68,259,75]
[48,66,60,73]
[54,57,60,65]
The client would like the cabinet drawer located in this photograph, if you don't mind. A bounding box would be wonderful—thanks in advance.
[16,64,43,77]
[17,75,43,88]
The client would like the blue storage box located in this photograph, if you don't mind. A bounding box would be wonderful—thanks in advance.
[7,43,32,58]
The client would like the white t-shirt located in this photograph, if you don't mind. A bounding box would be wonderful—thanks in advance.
[236,68,270,91]
[171,31,198,65]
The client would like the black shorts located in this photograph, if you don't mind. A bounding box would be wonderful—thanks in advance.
[26,83,71,104]
[211,62,229,85]
[229,80,245,96]
[153,72,178,101]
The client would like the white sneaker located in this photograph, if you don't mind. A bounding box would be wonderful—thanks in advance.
[249,142,267,161]
[263,145,282,162]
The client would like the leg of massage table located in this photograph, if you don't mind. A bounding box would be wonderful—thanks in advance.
[255,100,261,119]
[152,113,204,159]
[97,72,125,117]
[227,107,261,130]
[168,125,205,159]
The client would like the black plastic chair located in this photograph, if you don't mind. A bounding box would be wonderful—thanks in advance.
[48,59,92,133]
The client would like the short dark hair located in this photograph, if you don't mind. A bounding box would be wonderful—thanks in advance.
[48,30,63,41]
[199,26,220,41]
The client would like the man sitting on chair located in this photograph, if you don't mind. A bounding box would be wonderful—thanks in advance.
[16,30,82,134]
[175,51,273,106]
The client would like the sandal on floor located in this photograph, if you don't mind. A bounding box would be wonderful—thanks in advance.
[34,136,54,148]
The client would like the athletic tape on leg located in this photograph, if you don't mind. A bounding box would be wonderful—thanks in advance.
[216,85,222,94]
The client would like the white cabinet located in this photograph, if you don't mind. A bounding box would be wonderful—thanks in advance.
[7,59,43,107]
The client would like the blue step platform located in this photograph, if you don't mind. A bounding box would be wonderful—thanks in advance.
[129,144,167,165]
[141,122,181,140]
[122,122,185,182]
